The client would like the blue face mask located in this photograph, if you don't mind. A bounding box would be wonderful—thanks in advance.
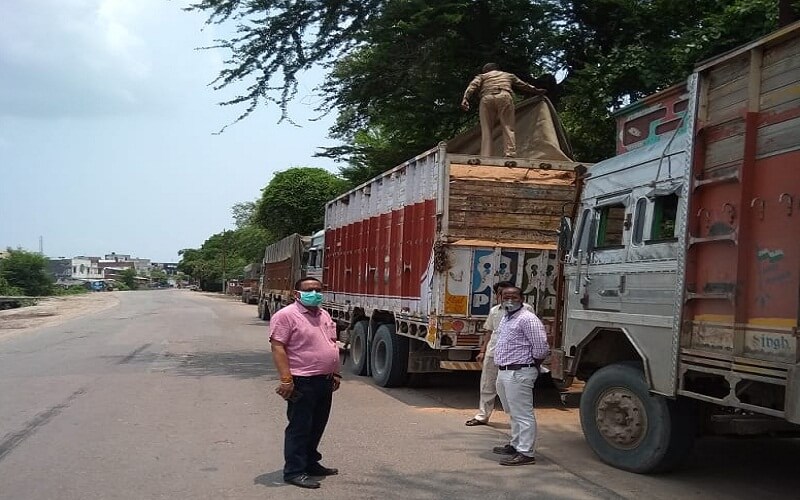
[298,290,323,307]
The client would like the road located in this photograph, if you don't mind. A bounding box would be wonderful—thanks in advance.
[0,291,798,499]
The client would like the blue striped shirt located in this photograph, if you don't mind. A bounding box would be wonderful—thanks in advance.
[493,308,549,366]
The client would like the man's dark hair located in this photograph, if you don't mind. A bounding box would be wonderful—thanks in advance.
[500,285,523,297]
[493,280,514,294]
[482,63,499,73]
[294,277,322,290]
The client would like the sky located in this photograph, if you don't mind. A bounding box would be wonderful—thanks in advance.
[0,0,340,263]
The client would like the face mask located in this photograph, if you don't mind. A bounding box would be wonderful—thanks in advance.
[502,300,523,313]
[298,290,323,307]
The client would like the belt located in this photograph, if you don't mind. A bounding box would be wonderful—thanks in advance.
[293,374,336,380]
[497,363,536,370]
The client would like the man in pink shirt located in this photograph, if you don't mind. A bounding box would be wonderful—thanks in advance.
[270,277,341,489]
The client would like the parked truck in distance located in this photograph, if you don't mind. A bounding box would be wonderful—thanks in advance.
[322,97,586,387]
[241,262,261,304]
[552,21,800,473]
[257,231,324,320]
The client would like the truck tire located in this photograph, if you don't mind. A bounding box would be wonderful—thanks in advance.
[349,321,369,376]
[259,299,270,321]
[370,324,408,387]
[579,363,696,473]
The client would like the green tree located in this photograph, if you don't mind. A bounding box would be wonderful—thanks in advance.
[253,167,346,239]
[190,1,796,166]
[231,201,257,228]
[120,268,138,289]
[0,249,53,296]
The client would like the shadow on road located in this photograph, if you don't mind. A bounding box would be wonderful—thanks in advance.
[172,351,276,380]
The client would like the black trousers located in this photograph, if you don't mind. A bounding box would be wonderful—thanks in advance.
[283,375,334,479]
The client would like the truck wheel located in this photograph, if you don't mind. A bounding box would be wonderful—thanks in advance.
[259,300,270,321]
[370,324,408,387]
[579,363,696,473]
[349,321,369,376]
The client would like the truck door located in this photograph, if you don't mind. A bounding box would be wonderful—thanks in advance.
[570,197,630,312]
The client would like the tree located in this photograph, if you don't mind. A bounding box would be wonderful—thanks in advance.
[190,1,797,169]
[0,249,53,296]
[231,201,257,228]
[0,274,22,296]
[253,167,347,238]
[120,268,138,290]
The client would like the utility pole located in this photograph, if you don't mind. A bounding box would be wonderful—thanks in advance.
[222,229,227,294]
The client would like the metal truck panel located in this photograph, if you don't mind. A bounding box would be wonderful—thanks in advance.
[674,22,800,420]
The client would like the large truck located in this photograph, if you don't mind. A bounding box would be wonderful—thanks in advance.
[552,21,800,473]
[322,97,587,387]
[257,231,324,320]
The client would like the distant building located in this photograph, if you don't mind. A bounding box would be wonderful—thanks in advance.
[104,252,131,262]
[152,262,179,275]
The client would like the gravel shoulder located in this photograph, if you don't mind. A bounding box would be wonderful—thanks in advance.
[0,292,120,340]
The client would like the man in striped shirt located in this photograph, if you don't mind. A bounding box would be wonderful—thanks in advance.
[491,286,550,466]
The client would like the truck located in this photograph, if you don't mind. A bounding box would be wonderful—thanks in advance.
[551,21,800,473]
[257,231,324,320]
[322,97,587,387]
[241,262,262,304]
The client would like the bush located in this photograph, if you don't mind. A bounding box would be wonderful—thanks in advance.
[0,249,53,296]
[52,285,89,296]
[0,275,23,296]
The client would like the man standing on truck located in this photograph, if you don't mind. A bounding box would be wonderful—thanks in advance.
[466,281,534,427]
[491,286,549,466]
[461,63,546,157]
[269,277,342,489]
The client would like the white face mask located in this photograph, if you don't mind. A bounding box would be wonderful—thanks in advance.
[502,300,523,313]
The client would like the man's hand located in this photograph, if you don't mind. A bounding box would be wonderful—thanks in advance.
[332,378,341,392]
[276,381,294,399]
[461,98,470,111]
[476,352,485,363]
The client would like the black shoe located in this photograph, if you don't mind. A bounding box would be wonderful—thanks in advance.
[492,444,516,455]
[499,453,536,466]
[307,463,339,476]
[285,473,321,489]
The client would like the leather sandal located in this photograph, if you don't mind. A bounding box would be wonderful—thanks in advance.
[465,418,488,426]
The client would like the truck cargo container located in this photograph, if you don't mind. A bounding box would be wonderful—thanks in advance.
[256,232,323,320]
[323,97,586,387]
[552,21,800,473]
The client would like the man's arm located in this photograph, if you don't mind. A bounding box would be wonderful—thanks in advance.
[511,74,545,95]
[271,339,295,399]
[461,75,482,110]
[522,315,550,360]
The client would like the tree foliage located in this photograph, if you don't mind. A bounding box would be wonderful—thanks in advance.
[190,0,799,167]
[253,167,347,238]
[120,268,138,289]
[0,249,53,296]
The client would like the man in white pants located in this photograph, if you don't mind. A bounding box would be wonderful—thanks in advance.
[491,286,549,466]
[466,281,534,427]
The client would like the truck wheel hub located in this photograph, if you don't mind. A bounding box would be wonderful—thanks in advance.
[595,387,647,449]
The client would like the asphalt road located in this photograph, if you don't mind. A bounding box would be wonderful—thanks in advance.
[0,290,798,499]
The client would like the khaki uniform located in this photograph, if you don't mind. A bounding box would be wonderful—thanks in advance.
[462,70,539,157]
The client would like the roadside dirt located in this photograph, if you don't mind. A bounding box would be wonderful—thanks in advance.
[0,292,120,339]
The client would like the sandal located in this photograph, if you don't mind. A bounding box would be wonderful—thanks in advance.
[465,418,488,426]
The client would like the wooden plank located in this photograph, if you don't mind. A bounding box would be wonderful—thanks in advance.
[762,33,800,66]
[706,54,750,90]
[707,83,748,115]
[449,196,568,216]
[448,212,561,231]
[760,53,800,93]
[705,133,745,168]
[756,115,800,158]
[749,48,763,113]
[760,83,800,110]
[448,226,558,243]
[449,182,575,202]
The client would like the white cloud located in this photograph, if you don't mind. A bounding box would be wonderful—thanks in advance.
[0,0,211,117]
